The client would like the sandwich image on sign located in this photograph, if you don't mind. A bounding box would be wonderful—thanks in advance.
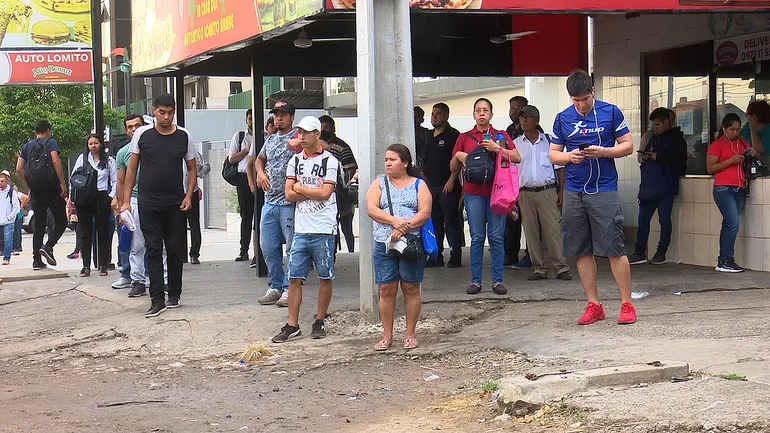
[34,0,90,14]
[73,19,89,44]
[31,19,69,45]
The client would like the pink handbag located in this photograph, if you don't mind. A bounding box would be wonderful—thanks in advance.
[490,149,519,216]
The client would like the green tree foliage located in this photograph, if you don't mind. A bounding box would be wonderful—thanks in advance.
[0,85,123,173]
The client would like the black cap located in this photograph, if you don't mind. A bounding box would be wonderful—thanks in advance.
[518,105,540,119]
[269,100,296,115]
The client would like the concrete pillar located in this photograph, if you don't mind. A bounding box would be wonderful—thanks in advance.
[356,0,415,319]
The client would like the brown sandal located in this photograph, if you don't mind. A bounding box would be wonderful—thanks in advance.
[374,339,392,351]
[79,267,90,277]
[403,337,418,350]
[99,266,108,276]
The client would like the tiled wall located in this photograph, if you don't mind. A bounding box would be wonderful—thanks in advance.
[646,178,770,270]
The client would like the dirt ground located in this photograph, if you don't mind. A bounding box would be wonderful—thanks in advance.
[3,299,769,433]
[4,247,770,433]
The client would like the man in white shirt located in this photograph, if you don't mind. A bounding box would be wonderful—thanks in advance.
[228,109,254,262]
[272,116,339,343]
[515,105,571,281]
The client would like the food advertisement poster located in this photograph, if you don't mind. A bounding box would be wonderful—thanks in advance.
[131,0,261,74]
[0,50,93,84]
[327,0,764,10]
[258,0,324,33]
[0,0,91,49]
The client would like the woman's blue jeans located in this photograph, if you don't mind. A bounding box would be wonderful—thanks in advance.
[712,185,746,262]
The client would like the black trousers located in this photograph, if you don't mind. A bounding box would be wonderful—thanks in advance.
[504,215,523,262]
[338,211,355,253]
[187,191,202,258]
[76,192,111,269]
[429,184,463,259]
[30,188,67,261]
[236,173,254,256]
[140,204,186,302]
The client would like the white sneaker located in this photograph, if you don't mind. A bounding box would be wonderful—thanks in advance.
[111,277,133,289]
[275,290,289,308]
[258,288,281,305]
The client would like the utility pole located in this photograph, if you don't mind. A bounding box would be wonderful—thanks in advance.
[91,1,104,137]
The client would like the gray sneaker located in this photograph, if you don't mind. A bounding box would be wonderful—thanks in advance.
[275,290,289,307]
[258,288,281,305]
[628,252,648,265]
[111,277,133,289]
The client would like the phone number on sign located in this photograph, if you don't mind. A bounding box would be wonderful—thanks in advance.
[741,48,770,62]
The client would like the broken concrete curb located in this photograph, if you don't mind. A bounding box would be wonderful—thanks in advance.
[498,361,690,411]
[2,271,70,283]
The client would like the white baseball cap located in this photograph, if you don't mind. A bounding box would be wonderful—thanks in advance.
[296,116,321,132]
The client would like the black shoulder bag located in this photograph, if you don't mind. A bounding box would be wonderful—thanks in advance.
[383,176,423,262]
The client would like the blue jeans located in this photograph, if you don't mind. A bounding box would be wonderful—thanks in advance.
[634,194,675,255]
[2,224,13,260]
[13,213,22,251]
[259,203,295,292]
[464,193,506,285]
[118,226,132,280]
[288,234,335,280]
[713,186,746,262]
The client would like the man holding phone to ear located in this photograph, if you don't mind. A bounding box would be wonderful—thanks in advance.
[549,70,637,326]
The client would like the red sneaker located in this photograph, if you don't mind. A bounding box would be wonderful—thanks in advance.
[577,302,605,325]
[617,301,637,325]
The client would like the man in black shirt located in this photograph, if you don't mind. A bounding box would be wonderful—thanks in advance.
[422,103,462,268]
[121,94,198,318]
[319,115,358,253]
[414,106,430,165]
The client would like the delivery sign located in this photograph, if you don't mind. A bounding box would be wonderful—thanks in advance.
[0,50,93,84]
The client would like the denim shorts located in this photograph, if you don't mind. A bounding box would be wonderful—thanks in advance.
[373,241,425,285]
[288,233,335,280]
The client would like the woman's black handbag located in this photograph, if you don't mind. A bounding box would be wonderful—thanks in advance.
[743,152,770,180]
[383,176,423,262]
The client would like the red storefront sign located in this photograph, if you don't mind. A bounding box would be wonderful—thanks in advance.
[326,0,768,10]
[511,15,587,76]
[0,50,93,85]
[131,0,261,74]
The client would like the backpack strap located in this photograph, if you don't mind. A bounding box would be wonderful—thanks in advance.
[238,131,246,150]
[321,156,328,178]
[464,132,479,145]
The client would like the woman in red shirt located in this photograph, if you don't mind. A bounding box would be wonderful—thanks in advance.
[707,113,757,273]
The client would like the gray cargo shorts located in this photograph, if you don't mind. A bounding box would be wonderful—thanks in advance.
[561,190,626,258]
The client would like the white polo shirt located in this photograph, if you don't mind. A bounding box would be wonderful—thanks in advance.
[514,132,563,189]
[228,130,253,173]
[286,149,339,235]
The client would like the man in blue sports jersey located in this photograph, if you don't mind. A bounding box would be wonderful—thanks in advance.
[548,70,637,326]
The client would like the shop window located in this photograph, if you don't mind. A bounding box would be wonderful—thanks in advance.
[648,76,710,175]
[305,78,324,91]
[284,77,303,90]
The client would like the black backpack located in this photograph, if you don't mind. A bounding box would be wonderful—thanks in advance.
[70,153,98,206]
[222,131,245,186]
[24,138,58,189]
[335,164,358,209]
[463,133,496,186]
[293,155,356,208]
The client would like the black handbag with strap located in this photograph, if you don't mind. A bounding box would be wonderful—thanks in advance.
[383,176,423,263]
